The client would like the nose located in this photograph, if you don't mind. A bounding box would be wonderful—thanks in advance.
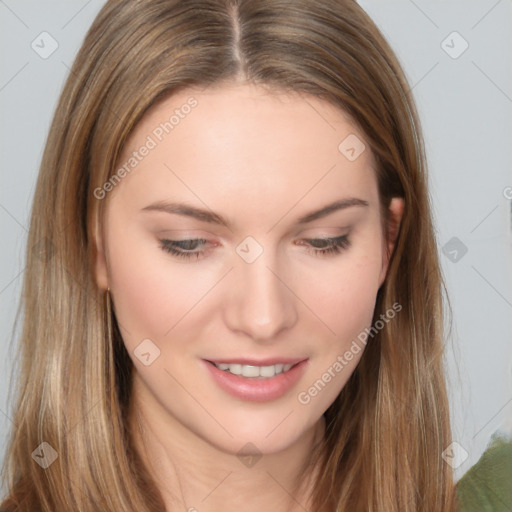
[223,249,298,342]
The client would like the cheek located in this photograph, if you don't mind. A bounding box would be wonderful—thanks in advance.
[296,245,383,341]
[106,223,207,348]
[294,249,383,410]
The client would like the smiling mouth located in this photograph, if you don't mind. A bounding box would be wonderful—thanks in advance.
[203,359,309,401]
[207,361,300,379]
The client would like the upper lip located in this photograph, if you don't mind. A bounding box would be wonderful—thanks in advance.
[205,357,307,366]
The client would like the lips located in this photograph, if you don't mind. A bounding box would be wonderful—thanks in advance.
[202,358,309,402]
[205,357,306,366]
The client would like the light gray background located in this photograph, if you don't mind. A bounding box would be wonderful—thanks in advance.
[1,0,511,487]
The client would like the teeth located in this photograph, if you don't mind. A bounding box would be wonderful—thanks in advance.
[213,362,294,378]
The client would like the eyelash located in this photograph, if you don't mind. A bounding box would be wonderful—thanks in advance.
[159,235,351,260]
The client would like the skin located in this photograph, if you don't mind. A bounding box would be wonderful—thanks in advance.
[94,82,404,512]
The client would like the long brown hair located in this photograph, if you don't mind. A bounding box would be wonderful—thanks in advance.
[1,0,457,510]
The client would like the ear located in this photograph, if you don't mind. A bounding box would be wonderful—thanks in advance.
[93,216,110,291]
[378,197,404,287]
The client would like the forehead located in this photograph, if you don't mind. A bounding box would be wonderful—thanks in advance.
[128,82,369,158]
[111,83,378,220]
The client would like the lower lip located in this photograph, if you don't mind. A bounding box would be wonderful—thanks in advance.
[203,360,309,402]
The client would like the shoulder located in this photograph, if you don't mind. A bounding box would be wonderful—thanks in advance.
[456,433,512,512]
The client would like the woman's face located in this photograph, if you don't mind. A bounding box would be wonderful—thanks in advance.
[95,82,403,455]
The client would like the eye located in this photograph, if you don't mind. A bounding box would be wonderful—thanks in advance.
[159,234,351,261]
[159,238,209,260]
[299,235,351,256]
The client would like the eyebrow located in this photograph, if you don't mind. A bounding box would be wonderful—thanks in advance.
[140,197,369,227]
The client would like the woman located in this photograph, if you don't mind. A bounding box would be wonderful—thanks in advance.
[1,0,458,510]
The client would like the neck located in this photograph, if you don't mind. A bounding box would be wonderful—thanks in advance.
[127,372,326,512]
